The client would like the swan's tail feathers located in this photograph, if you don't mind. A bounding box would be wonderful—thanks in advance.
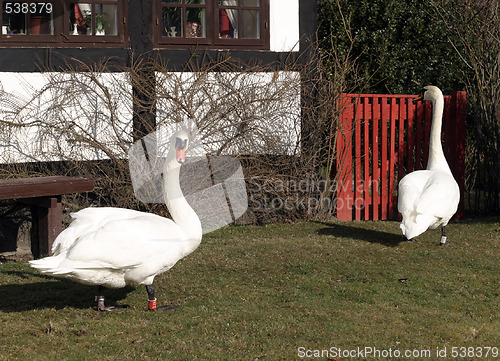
[29,255,65,273]
[29,258,77,278]
[29,257,93,280]
[29,263,84,282]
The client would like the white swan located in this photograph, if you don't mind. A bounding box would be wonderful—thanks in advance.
[30,130,202,311]
[398,86,460,245]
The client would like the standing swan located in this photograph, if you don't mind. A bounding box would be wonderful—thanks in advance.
[30,130,202,311]
[398,86,460,245]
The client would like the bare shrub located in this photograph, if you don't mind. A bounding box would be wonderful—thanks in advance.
[0,44,361,224]
[431,0,500,213]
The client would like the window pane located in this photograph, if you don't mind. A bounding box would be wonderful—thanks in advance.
[98,4,117,36]
[2,2,26,34]
[219,8,237,38]
[2,2,54,35]
[219,0,238,5]
[162,0,182,3]
[69,3,118,36]
[241,0,259,5]
[185,7,204,38]
[70,3,90,35]
[240,9,259,39]
[162,7,181,37]
[186,0,205,4]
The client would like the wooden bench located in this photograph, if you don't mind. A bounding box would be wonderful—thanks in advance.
[0,176,94,259]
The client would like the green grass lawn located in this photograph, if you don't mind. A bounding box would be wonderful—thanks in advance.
[0,218,498,360]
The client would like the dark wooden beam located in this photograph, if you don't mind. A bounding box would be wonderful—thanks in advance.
[129,0,156,140]
[0,176,94,200]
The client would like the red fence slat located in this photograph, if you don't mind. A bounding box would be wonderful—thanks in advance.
[364,97,371,220]
[407,100,415,174]
[380,97,389,220]
[354,100,362,221]
[398,99,405,184]
[336,94,354,221]
[372,98,380,220]
[389,98,397,219]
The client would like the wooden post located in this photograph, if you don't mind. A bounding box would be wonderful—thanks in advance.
[129,0,156,141]
[29,197,62,258]
[336,94,353,221]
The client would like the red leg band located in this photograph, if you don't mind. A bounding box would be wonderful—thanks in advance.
[148,298,157,311]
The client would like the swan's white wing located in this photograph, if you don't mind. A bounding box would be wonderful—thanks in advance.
[398,170,431,213]
[398,171,435,239]
[52,207,161,255]
[398,170,459,239]
[61,215,185,269]
[35,213,188,287]
[415,172,460,221]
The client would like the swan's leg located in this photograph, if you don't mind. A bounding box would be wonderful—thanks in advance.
[96,285,127,312]
[96,289,106,311]
[145,284,178,312]
[440,226,447,246]
[146,284,157,311]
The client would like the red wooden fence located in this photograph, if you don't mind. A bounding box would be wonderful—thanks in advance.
[335,91,466,221]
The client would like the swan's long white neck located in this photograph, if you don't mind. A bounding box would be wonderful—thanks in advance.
[426,95,452,173]
[163,152,202,248]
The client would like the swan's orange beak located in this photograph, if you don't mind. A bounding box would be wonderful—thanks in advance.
[175,137,187,164]
[176,149,186,164]
[413,90,425,104]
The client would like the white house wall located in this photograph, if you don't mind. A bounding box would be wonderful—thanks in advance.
[155,71,301,156]
[0,72,133,163]
[0,70,301,163]
[270,0,300,52]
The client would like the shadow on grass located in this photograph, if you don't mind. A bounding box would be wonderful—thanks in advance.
[316,221,403,247]
[459,216,500,225]
[0,270,134,312]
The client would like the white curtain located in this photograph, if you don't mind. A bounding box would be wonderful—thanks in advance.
[222,0,238,37]
[78,3,91,16]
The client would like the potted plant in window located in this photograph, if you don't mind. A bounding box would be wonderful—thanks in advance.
[162,7,180,37]
[74,15,87,35]
[79,11,109,36]
[94,12,109,36]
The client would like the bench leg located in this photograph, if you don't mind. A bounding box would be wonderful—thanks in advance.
[30,197,62,259]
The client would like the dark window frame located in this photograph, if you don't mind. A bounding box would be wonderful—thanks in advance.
[0,0,127,47]
[153,0,269,50]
